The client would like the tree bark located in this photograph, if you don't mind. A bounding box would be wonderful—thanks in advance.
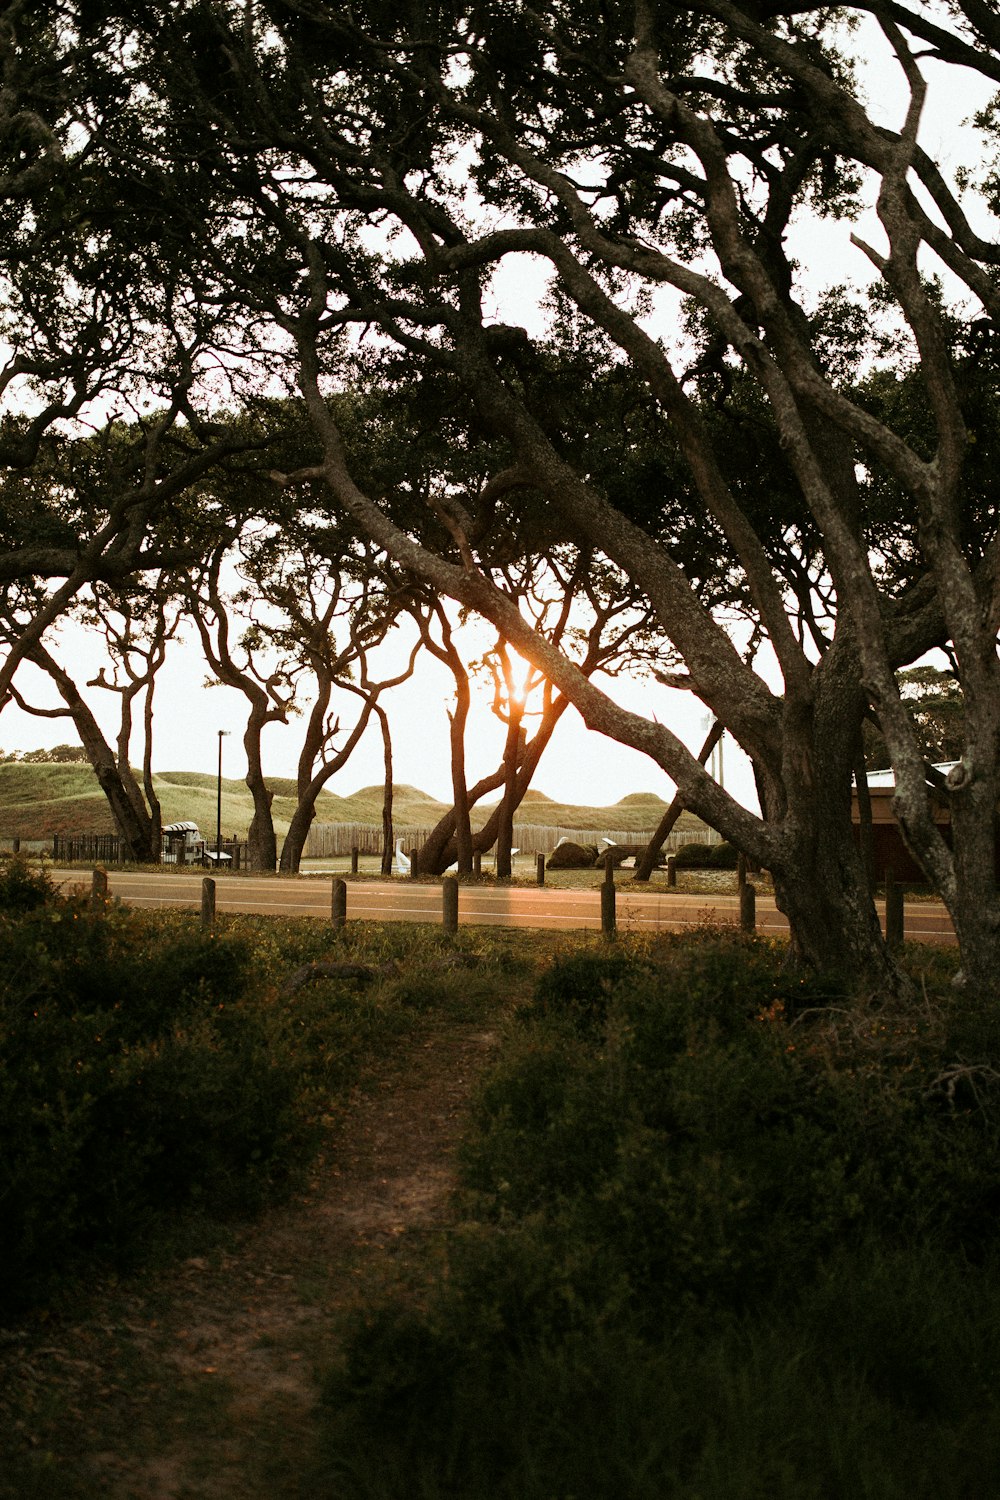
[378,704,395,876]
[449,668,475,874]
[418,691,570,875]
[27,646,160,863]
[244,709,277,872]
[495,706,524,879]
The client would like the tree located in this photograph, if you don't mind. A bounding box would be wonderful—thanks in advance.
[865,667,966,772]
[27,2,1000,992]
[8,634,163,863]
[0,7,285,713]
[183,544,293,873]
[238,519,421,874]
[410,549,666,876]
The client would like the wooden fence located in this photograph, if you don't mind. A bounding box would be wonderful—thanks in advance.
[302,821,722,858]
[50,833,247,868]
[52,833,127,864]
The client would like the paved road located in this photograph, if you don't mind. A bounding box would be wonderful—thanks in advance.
[50,867,958,944]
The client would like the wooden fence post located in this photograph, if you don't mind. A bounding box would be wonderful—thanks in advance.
[740,883,756,933]
[885,869,904,953]
[601,869,616,938]
[351,845,359,875]
[666,855,677,887]
[91,867,108,909]
[331,878,347,930]
[409,847,419,880]
[536,853,545,886]
[442,875,459,935]
[201,877,216,930]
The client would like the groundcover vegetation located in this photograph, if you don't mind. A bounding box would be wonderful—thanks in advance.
[0,858,505,1319]
[321,934,1000,1500]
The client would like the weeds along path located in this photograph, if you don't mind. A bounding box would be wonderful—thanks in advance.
[0,1016,500,1500]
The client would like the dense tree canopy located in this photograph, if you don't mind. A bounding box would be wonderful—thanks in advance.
[4,1,1000,991]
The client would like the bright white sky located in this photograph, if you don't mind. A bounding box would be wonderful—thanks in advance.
[3,600,757,809]
[1,13,993,816]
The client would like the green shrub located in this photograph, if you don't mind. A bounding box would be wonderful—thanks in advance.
[672,841,716,867]
[320,934,1000,1498]
[0,854,55,912]
[707,840,739,869]
[527,950,644,1036]
[0,892,307,1312]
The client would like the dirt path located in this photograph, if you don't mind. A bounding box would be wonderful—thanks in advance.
[0,1019,499,1500]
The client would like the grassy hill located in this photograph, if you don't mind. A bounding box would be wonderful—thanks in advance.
[0,763,703,842]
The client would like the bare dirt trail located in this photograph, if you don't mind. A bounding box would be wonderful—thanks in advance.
[0,1020,500,1500]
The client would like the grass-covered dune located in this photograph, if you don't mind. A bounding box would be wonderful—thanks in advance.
[0,762,703,841]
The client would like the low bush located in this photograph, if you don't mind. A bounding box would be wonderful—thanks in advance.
[319,931,1000,1498]
[672,840,739,869]
[0,866,511,1318]
[546,840,599,870]
[706,839,739,868]
[0,879,310,1313]
[671,840,715,867]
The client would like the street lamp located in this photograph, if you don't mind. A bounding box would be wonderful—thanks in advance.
[216,730,230,863]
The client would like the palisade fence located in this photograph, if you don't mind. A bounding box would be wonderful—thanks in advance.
[51,833,127,864]
[301,822,722,859]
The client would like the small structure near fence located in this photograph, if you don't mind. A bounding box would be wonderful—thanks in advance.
[162,822,243,869]
[51,824,246,868]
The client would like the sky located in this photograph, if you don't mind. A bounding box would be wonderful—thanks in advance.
[0,12,992,818]
[1,603,758,810]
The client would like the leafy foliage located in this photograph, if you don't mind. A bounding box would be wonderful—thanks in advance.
[319,932,1000,1497]
[0,865,523,1318]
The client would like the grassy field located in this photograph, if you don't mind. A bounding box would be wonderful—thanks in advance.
[0,762,701,843]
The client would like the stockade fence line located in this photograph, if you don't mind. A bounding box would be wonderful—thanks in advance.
[53,833,127,864]
[301,821,723,859]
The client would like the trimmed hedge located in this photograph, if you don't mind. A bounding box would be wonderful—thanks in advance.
[673,839,739,869]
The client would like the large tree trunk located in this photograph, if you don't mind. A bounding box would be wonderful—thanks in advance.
[378,705,395,876]
[278,692,375,874]
[141,674,162,860]
[756,650,905,994]
[495,709,524,879]
[771,814,900,993]
[244,713,277,872]
[419,693,570,875]
[279,799,315,875]
[419,765,507,874]
[939,775,1000,998]
[29,646,160,863]
[449,669,474,874]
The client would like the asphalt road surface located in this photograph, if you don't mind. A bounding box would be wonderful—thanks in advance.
[50,867,958,945]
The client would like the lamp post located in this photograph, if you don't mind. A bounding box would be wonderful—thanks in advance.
[216,730,229,863]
